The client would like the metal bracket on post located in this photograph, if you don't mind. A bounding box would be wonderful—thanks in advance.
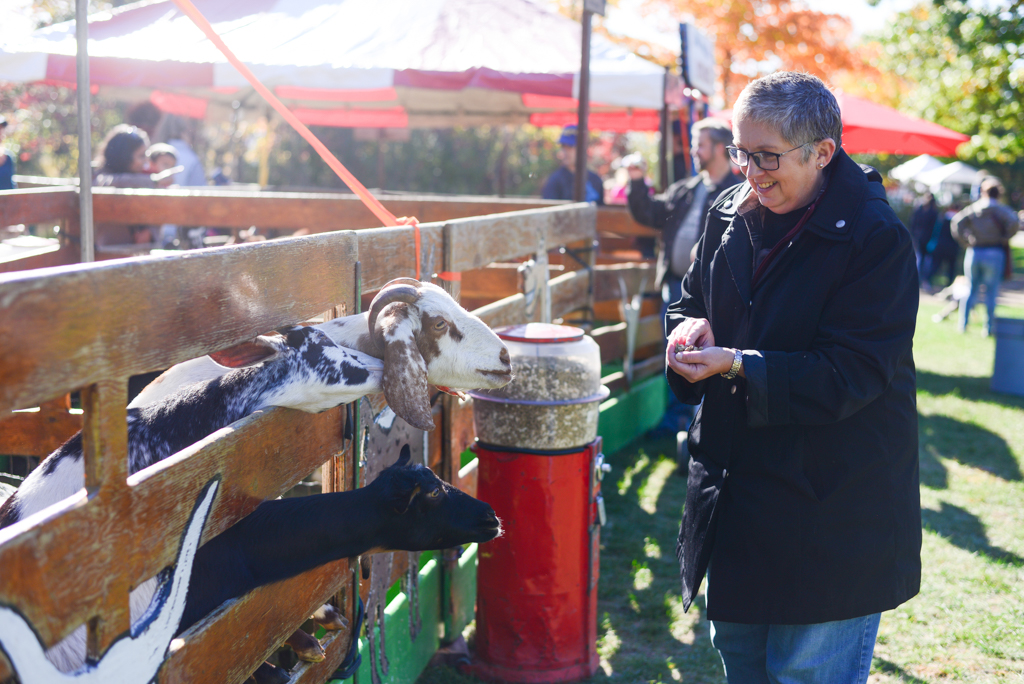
[440,223,461,642]
[559,240,598,325]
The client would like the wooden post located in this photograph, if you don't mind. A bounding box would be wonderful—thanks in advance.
[439,222,462,642]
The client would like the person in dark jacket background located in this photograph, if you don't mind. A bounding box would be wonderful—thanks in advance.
[666,72,920,683]
[541,125,604,204]
[626,118,742,442]
[909,192,938,282]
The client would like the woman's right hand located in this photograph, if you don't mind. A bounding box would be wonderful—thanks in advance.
[667,318,715,352]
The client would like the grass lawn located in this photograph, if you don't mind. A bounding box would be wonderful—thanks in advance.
[419,300,1024,684]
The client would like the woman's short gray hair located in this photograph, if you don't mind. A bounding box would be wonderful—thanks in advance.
[733,72,843,161]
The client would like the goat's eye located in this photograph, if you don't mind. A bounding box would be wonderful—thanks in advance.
[434,320,448,331]
[428,488,441,498]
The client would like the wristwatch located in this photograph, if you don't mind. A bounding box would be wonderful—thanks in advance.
[721,348,743,380]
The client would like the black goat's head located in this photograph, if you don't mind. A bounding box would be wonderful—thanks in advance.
[374,445,501,551]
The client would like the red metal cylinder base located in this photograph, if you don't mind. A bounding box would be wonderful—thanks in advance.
[470,440,601,683]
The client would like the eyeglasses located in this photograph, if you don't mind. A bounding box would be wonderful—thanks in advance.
[726,142,811,171]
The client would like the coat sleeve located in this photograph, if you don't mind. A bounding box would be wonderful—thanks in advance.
[743,215,918,427]
[627,178,670,229]
[664,230,710,405]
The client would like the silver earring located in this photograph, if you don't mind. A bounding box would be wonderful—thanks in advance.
[818,163,823,169]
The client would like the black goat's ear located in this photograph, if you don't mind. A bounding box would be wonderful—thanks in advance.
[397,444,411,467]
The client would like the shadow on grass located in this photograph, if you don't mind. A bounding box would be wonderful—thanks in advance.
[872,657,930,683]
[918,412,1022,487]
[922,502,1024,567]
[917,370,1024,411]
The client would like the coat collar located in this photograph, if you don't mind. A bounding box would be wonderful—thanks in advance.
[710,149,883,243]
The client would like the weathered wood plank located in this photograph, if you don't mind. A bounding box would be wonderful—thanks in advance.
[601,355,665,395]
[161,559,350,684]
[0,186,77,226]
[0,232,358,414]
[0,404,345,652]
[354,224,444,293]
[86,189,567,232]
[595,206,659,238]
[445,204,596,272]
[592,315,665,364]
[593,263,658,302]
[0,396,81,457]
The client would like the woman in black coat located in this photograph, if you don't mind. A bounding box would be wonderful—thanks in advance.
[666,72,920,683]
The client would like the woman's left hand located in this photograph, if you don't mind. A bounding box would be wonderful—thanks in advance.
[667,346,738,383]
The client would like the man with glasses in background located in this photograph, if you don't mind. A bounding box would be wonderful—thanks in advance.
[626,118,741,452]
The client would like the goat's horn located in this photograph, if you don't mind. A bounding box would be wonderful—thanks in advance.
[367,280,421,346]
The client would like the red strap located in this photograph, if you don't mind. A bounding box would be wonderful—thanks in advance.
[751,183,827,288]
[172,0,422,277]
[436,272,462,281]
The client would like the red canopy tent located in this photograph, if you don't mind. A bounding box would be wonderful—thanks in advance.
[712,93,968,157]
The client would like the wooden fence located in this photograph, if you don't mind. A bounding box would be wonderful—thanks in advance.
[0,187,665,683]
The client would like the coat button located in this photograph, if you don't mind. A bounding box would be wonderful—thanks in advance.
[730,385,737,394]
[723,469,729,478]
[836,219,846,228]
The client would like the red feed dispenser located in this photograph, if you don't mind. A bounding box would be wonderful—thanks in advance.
[467,323,610,683]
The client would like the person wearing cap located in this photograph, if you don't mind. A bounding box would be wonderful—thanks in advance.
[951,177,1023,335]
[626,117,741,442]
[541,125,605,204]
[0,116,16,192]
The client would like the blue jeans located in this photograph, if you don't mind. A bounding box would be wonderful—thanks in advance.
[710,614,881,684]
[659,276,694,433]
[959,246,1005,334]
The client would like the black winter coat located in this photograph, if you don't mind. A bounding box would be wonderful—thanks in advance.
[667,150,921,624]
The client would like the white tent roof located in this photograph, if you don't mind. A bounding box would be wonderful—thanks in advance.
[915,161,980,190]
[888,154,944,183]
[0,0,670,129]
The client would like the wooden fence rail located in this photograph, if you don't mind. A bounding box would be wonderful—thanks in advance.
[0,194,662,684]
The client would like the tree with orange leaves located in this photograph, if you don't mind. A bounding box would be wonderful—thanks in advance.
[610,0,875,106]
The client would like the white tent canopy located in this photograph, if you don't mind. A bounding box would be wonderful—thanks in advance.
[0,0,671,129]
[888,154,944,183]
[915,161,980,192]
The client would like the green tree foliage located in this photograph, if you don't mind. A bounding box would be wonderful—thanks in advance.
[873,0,1024,164]
[0,83,124,178]
[256,125,564,197]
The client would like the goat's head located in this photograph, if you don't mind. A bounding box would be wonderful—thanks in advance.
[367,279,512,431]
[372,445,501,551]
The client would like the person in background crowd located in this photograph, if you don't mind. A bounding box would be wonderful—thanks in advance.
[156,114,207,187]
[667,72,920,684]
[626,118,741,446]
[125,101,163,143]
[147,143,178,173]
[93,125,172,248]
[0,116,15,191]
[922,202,961,290]
[147,143,183,248]
[909,192,939,280]
[952,177,1022,335]
[541,125,604,204]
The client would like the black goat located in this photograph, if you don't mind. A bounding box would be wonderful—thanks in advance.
[180,446,501,633]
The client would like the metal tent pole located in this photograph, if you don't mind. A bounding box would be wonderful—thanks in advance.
[573,8,592,203]
[76,0,94,262]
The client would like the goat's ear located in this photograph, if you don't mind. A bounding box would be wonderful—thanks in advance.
[396,444,412,467]
[379,307,435,432]
[209,337,279,368]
